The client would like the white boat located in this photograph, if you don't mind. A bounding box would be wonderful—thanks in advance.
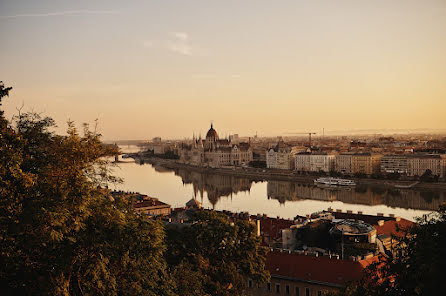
[314,177,356,186]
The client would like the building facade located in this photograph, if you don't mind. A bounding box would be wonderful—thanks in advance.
[133,197,171,217]
[380,155,408,174]
[179,124,253,167]
[351,153,382,175]
[266,141,295,170]
[295,153,311,172]
[335,154,353,175]
[294,154,335,173]
[407,154,443,177]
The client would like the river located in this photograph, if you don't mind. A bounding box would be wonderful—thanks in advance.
[111,158,444,222]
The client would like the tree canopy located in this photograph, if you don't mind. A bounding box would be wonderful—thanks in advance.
[0,84,173,295]
[166,210,269,296]
[0,82,269,295]
[338,206,446,296]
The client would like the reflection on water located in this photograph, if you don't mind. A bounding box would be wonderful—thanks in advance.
[114,161,443,221]
[268,181,445,212]
[176,168,252,207]
[174,168,445,212]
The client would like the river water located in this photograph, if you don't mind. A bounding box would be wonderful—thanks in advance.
[111,159,445,222]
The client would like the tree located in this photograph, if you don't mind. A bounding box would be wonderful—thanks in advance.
[1,83,270,296]
[0,85,174,296]
[337,206,446,296]
[165,210,270,296]
[420,169,433,183]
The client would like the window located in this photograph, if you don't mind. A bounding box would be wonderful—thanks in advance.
[305,288,310,296]
[295,286,300,296]
[248,279,252,288]
[286,285,290,295]
[276,283,281,293]
[317,291,322,296]
[267,282,271,292]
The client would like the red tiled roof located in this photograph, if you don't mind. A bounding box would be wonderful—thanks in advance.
[255,217,294,240]
[133,199,170,209]
[373,219,414,237]
[266,251,369,287]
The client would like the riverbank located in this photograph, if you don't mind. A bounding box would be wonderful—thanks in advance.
[132,156,446,190]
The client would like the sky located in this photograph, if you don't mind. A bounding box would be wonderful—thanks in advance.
[1,0,445,140]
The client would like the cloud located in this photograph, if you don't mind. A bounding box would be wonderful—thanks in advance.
[167,31,193,55]
[144,32,198,56]
[0,10,118,19]
[171,32,188,41]
[167,41,193,55]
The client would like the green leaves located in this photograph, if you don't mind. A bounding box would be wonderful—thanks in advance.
[166,211,270,296]
[339,206,446,296]
[1,86,268,296]
[0,106,172,295]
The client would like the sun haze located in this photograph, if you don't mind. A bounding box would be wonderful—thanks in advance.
[1,0,445,139]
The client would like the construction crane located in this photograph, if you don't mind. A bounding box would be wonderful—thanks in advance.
[284,132,317,147]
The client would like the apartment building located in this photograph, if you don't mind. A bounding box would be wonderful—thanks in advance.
[267,141,295,170]
[335,154,353,175]
[247,251,376,296]
[407,154,443,177]
[380,155,408,174]
[295,154,335,173]
[295,153,311,172]
[352,153,382,175]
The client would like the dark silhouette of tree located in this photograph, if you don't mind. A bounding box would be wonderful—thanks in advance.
[336,206,446,296]
[420,169,433,182]
[0,86,174,296]
[0,81,13,106]
[165,210,270,296]
[1,84,269,296]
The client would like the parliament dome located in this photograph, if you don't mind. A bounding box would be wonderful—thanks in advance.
[206,123,219,140]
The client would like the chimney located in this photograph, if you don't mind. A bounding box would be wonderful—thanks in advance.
[358,211,363,215]
[389,213,395,218]
[347,210,353,214]
[377,220,385,226]
[336,209,342,213]
[377,213,384,217]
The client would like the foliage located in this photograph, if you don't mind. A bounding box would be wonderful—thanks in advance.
[386,172,401,180]
[1,83,269,296]
[337,206,446,296]
[420,169,438,183]
[165,210,270,296]
[0,85,173,296]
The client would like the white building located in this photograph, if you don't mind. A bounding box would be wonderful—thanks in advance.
[380,155,408,174]
[266,141,295,170]
[335,154,353,174]
[295,153,335,173]
[407,154,443,177]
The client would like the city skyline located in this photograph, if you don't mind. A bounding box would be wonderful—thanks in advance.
[1,0,446,140]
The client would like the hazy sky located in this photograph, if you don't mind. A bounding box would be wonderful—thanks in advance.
[1,0,445,140]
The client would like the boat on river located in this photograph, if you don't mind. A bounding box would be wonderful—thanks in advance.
[314,177,356,186]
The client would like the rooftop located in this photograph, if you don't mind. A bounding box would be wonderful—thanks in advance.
[266,251,376,287]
